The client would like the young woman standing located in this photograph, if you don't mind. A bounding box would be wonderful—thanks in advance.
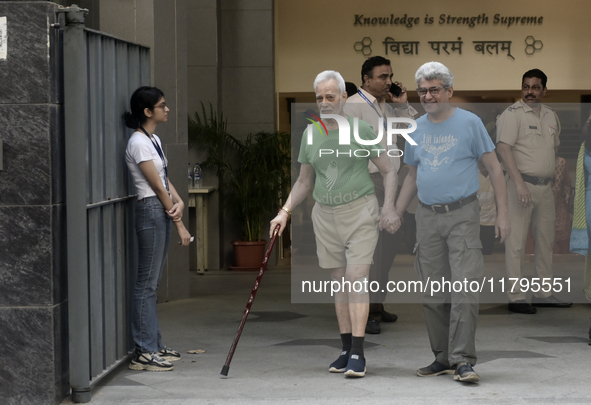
[123,86,191,371]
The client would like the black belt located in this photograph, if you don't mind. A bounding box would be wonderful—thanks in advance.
[420,193,478,214]
[521,173,554,186]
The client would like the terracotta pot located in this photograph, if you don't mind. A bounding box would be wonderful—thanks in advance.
[231,240,267,270]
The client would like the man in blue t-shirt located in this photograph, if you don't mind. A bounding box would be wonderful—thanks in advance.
[395,62,510,384]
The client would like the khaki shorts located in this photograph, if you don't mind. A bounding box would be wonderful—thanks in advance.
[311,194,379,269]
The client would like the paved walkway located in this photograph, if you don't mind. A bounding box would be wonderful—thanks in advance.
[67,254,591,405]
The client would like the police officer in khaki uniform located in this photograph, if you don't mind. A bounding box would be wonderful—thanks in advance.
[496,68,572,314]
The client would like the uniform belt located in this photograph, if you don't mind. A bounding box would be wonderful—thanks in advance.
[521,173,554,186]
[419,193,478,214]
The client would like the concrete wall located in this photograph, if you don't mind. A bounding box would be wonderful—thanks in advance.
[220,0,275,136]
[186,0,221,269]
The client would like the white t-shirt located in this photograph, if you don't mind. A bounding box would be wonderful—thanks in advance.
[125,131,168,200]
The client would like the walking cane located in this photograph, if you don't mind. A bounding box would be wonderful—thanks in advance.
[220,224,282,377]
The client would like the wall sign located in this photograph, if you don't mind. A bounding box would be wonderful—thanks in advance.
[353,13,544,28]
[351,11,545,59]
[354,36,543,59]
[0,17,7,60]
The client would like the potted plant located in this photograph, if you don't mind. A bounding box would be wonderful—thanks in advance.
[188,104,291,269]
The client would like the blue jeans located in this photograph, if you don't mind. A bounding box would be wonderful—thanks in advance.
[132,196,171,353]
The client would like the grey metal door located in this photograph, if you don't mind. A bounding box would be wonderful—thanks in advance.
[60,6,150,403]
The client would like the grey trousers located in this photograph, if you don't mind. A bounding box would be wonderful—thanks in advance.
[414,199,484,367]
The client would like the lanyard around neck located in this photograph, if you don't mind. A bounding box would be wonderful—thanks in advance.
[357,89,388,134]
[138,125,169,191]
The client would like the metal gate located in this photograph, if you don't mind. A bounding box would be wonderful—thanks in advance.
[61,6,151,402]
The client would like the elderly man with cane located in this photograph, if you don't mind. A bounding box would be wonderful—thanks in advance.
[270,70,400,378]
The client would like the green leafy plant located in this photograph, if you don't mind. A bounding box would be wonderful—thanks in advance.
[188,103,291,242]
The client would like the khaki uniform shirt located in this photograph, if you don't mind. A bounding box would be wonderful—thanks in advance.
[344,87,418,174]
[496,100,560,179]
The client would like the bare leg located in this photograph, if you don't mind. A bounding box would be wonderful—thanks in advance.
[331,267,350,334]
[346,264,371,337]
[331,264,371,336]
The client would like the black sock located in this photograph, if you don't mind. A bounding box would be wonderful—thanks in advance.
[350,336,365,358]
[340,333,352,352]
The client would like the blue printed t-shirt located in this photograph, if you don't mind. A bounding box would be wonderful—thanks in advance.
[298,115,384,206]
[403,108,495,205]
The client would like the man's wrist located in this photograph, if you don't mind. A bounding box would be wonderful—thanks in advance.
[514,176,528,189]
[278,207,290,218]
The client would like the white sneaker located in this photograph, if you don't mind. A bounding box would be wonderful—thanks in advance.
[158,346,181,362]
[129,351,173,371]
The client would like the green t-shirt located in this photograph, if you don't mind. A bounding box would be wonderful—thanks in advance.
[298,115,384,206]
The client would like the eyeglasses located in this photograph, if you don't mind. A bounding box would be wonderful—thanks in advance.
[154,103,167,109]
[416,86,445,97]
